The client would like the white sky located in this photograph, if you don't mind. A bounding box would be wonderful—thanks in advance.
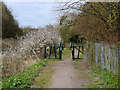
[4,1,60,28]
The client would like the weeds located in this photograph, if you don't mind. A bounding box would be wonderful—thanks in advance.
[31,61,55,88]
[2,60,48,88]
[87,84,100,88]
[89,66,119,88]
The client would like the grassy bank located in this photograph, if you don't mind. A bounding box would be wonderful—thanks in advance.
[31,60,55,88]
[2,60,48,88]
[88,66,119,88]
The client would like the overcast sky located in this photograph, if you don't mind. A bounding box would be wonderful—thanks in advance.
[4,0,113,28]
[4,1,61,28]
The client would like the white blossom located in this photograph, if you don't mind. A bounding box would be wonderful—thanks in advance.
[2,26,61,60]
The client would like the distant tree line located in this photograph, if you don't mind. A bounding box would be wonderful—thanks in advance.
[2,2,23,39]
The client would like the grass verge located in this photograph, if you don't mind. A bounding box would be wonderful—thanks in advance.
[2,60,48,88]
[88,65,119,88]
[31,60,55,88]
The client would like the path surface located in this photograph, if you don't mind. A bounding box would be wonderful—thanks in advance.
[48,57,80,88]
[48,50,92,88]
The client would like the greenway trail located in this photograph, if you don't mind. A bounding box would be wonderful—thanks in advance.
[47,50,92,88]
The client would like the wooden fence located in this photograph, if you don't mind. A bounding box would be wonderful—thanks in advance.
[83,42,119,73]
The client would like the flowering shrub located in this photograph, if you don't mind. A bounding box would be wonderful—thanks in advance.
[2,26,61,76]
[3,26,61,59]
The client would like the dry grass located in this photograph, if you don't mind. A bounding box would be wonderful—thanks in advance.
[2,57,38,77]
[2,39,44,77]
[2,47,47,77]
